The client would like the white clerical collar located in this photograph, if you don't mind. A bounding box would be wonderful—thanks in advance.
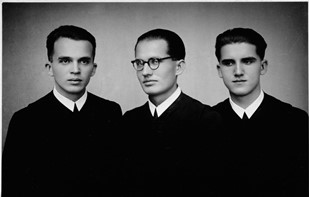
[53,87,87,112]
[148,87,181,117]
[229,90,264,119]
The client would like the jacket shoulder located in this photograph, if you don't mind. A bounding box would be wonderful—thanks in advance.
[175,93,221,121]
[123,102,148,117]
[14,92,54,114]
[86,92,122,116]
[88,92,121,108]
[264,93,307,115]
[212,98,230,111]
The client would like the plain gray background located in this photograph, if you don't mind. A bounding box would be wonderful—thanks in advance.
[2,2,308,145]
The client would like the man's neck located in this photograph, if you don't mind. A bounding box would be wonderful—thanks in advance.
[53,87,88,112]
[230,88,261,109]
[55,87,85,102]
[148,87,181,117]
[149,86,178,107]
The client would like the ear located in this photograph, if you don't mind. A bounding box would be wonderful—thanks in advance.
[260,59,268,75]
[45,63,54,77]
[217,64,223,78]
[91,63,97,77]
[175,59,185,76]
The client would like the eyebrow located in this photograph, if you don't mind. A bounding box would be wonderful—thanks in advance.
[221,56,257,62]
[221,59,235,63]
[78,57,92,61]
[58,56,72,60]
[57,56,92,60]
[241,57,257,61]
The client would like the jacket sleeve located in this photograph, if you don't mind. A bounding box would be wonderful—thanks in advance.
[2,110,35,196]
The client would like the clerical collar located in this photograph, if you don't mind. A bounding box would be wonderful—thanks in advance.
[148,87,181,118]
[53,87,87,112]
[229,90,264,119]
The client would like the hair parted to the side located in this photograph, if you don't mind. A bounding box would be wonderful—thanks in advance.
[46,25,96,62]
[215,27,267,61]
[134,28,186,60]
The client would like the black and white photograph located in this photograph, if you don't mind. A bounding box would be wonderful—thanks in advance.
[2,1,308,196]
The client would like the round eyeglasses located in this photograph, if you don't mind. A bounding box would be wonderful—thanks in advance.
[131,56,173,71]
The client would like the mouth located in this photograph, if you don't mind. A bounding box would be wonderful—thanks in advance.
[233,79,246,83]
[68,79,82,84]
[143,80,157,86]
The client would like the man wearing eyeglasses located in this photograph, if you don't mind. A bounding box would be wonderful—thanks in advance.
[122,28,222,196]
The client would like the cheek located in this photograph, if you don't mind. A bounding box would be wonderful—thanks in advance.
[220,70,232,80]
[53,65,70,75]
[82,67,95,76]
[136,72,143,81]
[87,69,94,76]
[248,69,261,81]
[160,67,176,79]
[51,68,63,78]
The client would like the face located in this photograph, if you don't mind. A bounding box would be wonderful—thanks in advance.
[217,42,267,102]
[47,37,97,101]
[135,39,184,105]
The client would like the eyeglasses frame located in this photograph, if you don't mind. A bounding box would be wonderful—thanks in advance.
[131,56,174,71]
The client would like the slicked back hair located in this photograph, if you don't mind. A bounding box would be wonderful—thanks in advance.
[215,27,267,61]
[46,25,96,62]
[134,28,186,60]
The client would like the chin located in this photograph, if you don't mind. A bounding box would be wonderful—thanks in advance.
[67,87,85,94]
[146,90,163,98]
[230,88,250,97]
[144,90,157,96]
[142,86,155,94]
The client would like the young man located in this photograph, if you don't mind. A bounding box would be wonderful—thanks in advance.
[3,25,123,196]
[213,27,308,196]
[122,28,222,196]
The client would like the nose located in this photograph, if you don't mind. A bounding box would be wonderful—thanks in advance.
[234,62,243,76]
[142,62,153,76]
[71,61,80,74]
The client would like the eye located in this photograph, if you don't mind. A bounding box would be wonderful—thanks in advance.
[80,59,90,65]
[221,60,234,67]
[242,58,256,65]
[59,58,71,65]
[135,59,144,66]
[149,58,159,65]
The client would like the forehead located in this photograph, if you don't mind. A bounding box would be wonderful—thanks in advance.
[135,39,168,58]
[220,42,258,60]
[53,37,93,57]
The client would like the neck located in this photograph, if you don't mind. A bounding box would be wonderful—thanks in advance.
[230,88,261,109]
[55,87,85,102]
[149,95,167,107]
[69,93,84,102]
[149,85,177,107]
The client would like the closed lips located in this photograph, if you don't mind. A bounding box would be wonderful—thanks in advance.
[233,80,246,82]
[143,80,156,83]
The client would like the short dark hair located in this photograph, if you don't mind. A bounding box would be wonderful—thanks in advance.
[134,28,186,60]
[46,25,96,62]
[215,27,267,61]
